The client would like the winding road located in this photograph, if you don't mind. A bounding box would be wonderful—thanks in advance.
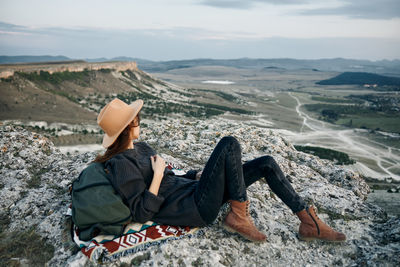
[283,92,400,180]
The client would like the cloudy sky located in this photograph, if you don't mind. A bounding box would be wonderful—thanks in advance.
[0,0,399,60]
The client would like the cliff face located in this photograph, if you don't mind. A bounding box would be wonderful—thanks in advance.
[0,62,192,124]
[0,61,138,78]
[1,119,399,266]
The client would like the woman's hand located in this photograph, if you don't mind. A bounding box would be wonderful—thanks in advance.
[149,155,165,196]
[150,155,166,176]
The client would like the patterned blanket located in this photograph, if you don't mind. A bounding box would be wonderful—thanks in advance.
[72,221,198,263]
[71,164,198,263]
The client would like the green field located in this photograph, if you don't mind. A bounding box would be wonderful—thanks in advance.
[310,96,360,104]
[303,103,400,133]
[335,116,400,133]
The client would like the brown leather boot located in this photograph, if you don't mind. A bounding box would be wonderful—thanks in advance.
[223,200,267,242]
[296,206,346,242]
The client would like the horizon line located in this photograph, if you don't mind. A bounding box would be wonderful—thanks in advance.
[1,55,400,63]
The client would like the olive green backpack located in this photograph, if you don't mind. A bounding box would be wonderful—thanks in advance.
[71,162,132,241]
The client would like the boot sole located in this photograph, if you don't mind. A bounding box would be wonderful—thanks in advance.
[223,224,266,243]
[298,235,346,242]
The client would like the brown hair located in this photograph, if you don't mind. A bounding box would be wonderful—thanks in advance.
[94,114,140,163]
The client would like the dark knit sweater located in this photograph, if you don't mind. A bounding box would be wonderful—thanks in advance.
[105,142,207,227]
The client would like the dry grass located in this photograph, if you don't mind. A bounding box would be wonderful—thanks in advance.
[0,228,55,266]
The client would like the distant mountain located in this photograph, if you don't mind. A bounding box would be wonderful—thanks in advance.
[317,72,400,86]
[2,56,400,76]
[124,58,400,77]
[84,56,151,62]
[0,55,72,64]
[84,57,109,62]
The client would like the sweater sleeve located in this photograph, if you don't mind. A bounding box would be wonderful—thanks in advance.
[106,157,165,223]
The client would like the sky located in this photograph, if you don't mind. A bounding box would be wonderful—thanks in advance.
[0,0,399,60]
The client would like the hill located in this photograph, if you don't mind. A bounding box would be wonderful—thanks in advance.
[0,61,253,125]
[316,72,400,87]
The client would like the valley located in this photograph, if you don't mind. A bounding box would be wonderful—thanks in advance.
[1,60,399,181]
[150,65,400,180]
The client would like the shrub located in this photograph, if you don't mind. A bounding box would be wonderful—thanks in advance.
[294,145,355,165]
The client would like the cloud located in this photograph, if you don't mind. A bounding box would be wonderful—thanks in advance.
[198,0,400,19]
[0,31,33,36]
[1,21,399,60]
[0,21,28,32]
[198,0,307,9]
[300,0,400,19]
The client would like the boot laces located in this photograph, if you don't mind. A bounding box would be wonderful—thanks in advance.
[308,206,321,222]
[312,207,320,220]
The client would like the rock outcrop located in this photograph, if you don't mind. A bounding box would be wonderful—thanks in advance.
[1,119,399,266]
[0,61,138,78]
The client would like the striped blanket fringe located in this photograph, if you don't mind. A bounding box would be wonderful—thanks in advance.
[72,222,200,263]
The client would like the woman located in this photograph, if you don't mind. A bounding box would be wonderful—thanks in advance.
[95,98,346,242]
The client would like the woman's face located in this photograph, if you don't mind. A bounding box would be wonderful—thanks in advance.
[130,115,140,140]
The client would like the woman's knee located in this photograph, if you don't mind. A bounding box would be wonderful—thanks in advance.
[219,136,240,150]
[259,155,278,169]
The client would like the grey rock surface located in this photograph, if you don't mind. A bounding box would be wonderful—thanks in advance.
[0,119,399,266]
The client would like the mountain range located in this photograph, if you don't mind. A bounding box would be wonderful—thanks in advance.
[1,55,400,77]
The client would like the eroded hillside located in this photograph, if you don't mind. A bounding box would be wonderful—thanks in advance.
[0,61,252,125]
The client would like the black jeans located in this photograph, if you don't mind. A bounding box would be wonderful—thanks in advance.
[194,136,307,224]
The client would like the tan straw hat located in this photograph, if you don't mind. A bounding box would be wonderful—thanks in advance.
[97,98,143,148]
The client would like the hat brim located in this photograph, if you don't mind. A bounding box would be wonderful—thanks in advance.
[101,99,144,148]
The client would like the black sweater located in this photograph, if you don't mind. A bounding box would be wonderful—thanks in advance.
[105,142,207,227]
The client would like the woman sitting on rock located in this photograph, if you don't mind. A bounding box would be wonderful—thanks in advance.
[94,98,346,242]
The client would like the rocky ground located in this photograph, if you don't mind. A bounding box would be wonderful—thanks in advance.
[0,119,399,266]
